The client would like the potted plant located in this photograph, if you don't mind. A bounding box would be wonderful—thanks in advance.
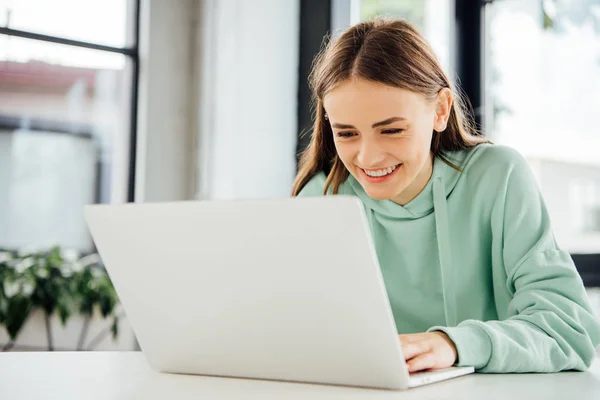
[0,246,120,351]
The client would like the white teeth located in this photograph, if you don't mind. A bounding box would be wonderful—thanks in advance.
[364,164,399,177]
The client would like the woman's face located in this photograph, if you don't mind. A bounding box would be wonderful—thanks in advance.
[323,78,451,205]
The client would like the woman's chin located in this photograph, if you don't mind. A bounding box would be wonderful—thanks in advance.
[363,187,397,201]
[359,180,408,201]
[350,171,407,201]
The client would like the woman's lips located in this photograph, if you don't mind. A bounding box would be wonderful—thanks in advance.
[359,164,401,183]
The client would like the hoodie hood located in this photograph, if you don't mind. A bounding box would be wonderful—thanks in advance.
[347,149,475,327]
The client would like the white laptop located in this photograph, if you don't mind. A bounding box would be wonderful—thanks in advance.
[83,196,474,390]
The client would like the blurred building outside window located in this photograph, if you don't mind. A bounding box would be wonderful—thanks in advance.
[484,0,600,254]
[0,0,134,254]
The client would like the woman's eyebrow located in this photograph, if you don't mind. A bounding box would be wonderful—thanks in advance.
[331,117,407,130]
[372,117,407,128]
[332,122,355,129]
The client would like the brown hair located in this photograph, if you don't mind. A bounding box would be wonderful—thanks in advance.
[291,18,489,196]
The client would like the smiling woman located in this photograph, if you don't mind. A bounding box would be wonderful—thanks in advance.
[324,80,453,205]
[292,18,600,374]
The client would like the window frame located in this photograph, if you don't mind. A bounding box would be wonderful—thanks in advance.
[0,0,141,202]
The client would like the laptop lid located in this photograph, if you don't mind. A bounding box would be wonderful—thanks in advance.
[84,196,409,389]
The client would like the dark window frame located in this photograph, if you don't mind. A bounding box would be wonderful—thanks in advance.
[296,0,332,166]
[0,0,140,203]
[296,0,600,287]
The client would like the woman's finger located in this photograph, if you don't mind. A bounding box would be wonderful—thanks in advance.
[399,338,429,361]
[406,351,436,373]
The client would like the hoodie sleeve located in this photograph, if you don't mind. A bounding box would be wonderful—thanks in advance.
[430,155,600,373]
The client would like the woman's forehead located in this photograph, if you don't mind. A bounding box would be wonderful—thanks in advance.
[323,79,427,118]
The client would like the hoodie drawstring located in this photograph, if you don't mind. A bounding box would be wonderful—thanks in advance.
[433,177,458,327]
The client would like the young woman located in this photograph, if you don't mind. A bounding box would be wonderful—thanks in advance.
[292,19,600,374]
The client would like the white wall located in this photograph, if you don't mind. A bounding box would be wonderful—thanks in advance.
[195,0,300,200]
[137,0,301,201]
[135,0,197,203]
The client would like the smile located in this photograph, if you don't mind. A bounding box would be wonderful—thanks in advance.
[361,164,401,177]
[359,163,401,183]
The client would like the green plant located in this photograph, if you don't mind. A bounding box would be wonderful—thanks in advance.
[0,246,120,351]
[0,252,35,351]
[71,254,119,350]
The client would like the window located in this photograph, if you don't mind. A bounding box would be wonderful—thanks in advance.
[0,0,131,47]
[0,0,139,254]
[484,0,600,255]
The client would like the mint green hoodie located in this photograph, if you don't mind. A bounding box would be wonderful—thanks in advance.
[298,144,600,373]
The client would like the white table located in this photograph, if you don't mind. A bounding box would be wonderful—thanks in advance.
[1,352,599,399]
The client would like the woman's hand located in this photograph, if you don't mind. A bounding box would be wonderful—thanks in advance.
[398,331,458,373]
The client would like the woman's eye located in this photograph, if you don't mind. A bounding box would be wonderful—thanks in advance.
[382,129,404,135]
[337,132,356,138]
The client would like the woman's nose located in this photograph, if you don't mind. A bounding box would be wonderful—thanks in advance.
[356,139,386,168]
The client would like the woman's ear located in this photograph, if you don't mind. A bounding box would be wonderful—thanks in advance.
[433,88,452,132]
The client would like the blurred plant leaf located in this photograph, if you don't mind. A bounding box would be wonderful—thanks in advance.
[0,246,121,347]
[4,295,33,340]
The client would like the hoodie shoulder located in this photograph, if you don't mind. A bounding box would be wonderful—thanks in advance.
[447,144,533,206]
[297,171,355,197]
[296,172,327,197]
[462,144,528,179]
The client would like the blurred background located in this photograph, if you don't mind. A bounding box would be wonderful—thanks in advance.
[0,0,598,352]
